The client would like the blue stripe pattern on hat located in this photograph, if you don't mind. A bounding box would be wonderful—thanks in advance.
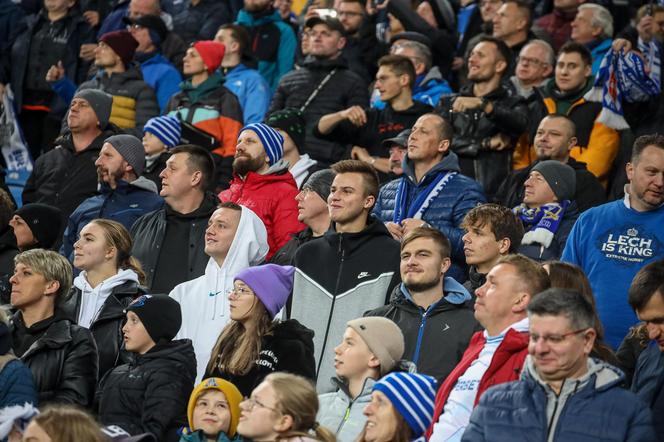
[144,115,181,148]
[241,123,284,166]
[373,372,437,438]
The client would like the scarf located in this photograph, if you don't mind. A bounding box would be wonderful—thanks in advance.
[513,201,569,248]
[393,171,457,223]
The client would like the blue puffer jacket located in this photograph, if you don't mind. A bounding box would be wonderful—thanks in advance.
[372,67,452,109]
[140,53,182,113]
[631,342,664,439]
[462,357,656,442]
[0,356,37,409]
[224,63,271,124]
[590,38,612,76]
[373,152,486,279]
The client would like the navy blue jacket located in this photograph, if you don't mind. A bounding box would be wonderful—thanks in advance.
[631,343,664,440]
[0,357,37,408]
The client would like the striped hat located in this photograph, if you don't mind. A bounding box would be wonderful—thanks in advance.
[240,123,284,166]
[373,372,437,438]
[144,115,181,148]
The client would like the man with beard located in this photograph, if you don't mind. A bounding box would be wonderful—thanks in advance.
[366,227,480,382]
[60,134,163,263]
[218,123,304,260]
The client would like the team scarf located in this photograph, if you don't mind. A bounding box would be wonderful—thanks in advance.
[393,171,457,224]
[513,201,570,248]
[584,44,661,130]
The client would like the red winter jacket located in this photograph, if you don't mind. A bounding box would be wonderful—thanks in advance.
[426,328,529,440]
[219,166,305,260]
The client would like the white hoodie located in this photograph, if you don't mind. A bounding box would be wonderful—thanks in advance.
[170,205,269,381]
[73,268,140,329]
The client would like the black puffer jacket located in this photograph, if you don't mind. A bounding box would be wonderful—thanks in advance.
[269,56,369,167]
[10,312,98,407]
[98,339,196,442]
[204,319,316,397]
[269,228,317,266]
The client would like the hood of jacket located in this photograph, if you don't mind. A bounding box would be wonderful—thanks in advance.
[181,71,226,104]
[270,319,315,355]
[236,8,282,26]
[234,160,297,186]
[99,176,159,195]
[523,355,624,393]
[419,66,444,88]
[396,276,472,309]
[402,151,461,184]
[323,215,394,257]
[73,269,140,327]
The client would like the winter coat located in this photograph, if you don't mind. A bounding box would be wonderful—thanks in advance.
[462,357,657,442]
[173,0,231,45]
[269,227,318,266]
[317,378,374,442]
[373,67,453,110]
[269,56,370,167]
[0,0,24,76]
[139,52,182,113]
[589,38,612,76]
[224,63,271,124]
[60,178,163,262]
[236,9,297,90]
[437,84,529,199]
[0,354,37,409]
[516,202,579,262]
[60,278,144,380]
[0,229,18,305]
[22,126,121,219]
[204,319,316,397]
[10,313,98,407]
[291,216,401,392]
[341,18,386,86]
[170,205,269,382]
[219,161,305,261]
[98,340,196,442]
[365,280,480,382]
[631,343,664,440]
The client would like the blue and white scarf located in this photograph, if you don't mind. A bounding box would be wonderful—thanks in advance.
[393,171,457,224]
[513,201,569,248]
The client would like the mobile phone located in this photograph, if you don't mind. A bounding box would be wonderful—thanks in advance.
[315,8,338,18]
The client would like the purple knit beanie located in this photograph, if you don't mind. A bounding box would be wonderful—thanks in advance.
[234,264,295,318]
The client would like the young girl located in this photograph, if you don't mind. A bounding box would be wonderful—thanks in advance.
[237,373,335,442]
[22,405,106,442]
[62,219,145,379]
[204,264,315,397]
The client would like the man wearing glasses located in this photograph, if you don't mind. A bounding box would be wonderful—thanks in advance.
[509,40,554,99]
[461,288,656,441]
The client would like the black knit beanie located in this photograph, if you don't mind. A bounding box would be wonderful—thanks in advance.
[266,108,306,152]
[125,295,182,343]
[14,203,64,249]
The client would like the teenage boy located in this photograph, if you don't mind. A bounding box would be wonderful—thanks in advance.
[142,115,181,191]
[317,317,405,442]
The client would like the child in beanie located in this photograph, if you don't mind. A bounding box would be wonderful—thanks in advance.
[142,115,181,191]
[97,295,196,442]
[180,378,243,442]
[203,264,316,397]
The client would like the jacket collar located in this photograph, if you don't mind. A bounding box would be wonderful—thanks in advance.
[18,318,75,359]
[402,151,461,184]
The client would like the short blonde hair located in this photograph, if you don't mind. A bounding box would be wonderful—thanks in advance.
[14,249,73,299]
[32,406,106,442]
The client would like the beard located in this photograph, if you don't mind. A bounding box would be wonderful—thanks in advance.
[97,166,124,187]
[233,153,266,176]
[404,275,442,293]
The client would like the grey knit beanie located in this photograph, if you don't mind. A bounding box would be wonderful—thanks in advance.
[73,89,113,129]
[105,134,146,176]
[347,317,405,375]
[532,160,576,202]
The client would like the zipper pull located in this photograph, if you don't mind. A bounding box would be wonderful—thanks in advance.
[344,406,350,421]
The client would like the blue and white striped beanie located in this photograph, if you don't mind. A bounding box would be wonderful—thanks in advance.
[373,372,437,438]
[241,123,284,166]
[144,115,181,148]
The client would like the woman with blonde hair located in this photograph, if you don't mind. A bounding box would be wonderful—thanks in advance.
[22,405,106,442]
[237,372,336,442]
[61,218,146,379]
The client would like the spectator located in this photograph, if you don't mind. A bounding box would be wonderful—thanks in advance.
[131,145,219,293]
[317,317,405,442]
[0,0,24,81]
[215,24,271,125]
[0,0,94,158]
[535,0,584,51]
[270,169,334,266]
[373,113,486,281]
[627,260,664,438]
[0,308,36,410]
[266,108,319,188]
[124,14,182,112]
[509,40,554,100]
[461,203,524,294]
[514,160,579,262]
[236,0,297,90]
[384,129,410,177]
[166,40,243,188]
[427,254,550,441]
[204,264,316,397]
[270,16,369,168]
[570,3,613,75]
[219,123,305,261]
[142,115,181,192]
[437,37,529,200]
[62,219,146,380]
[172,0,231,45]
[236,373,336,442]
[358,372,437,442]
[497,115,606,213]
[9,249,98,407]
[491,0,536,69]
[0,191,17,304]
[317,55,431,180]
[533,42,619,185]
[562,134,664,348]
[9,204,64,252]
[366,227,479,382]
[23,406,106,442]
[291,160,401,392]
[22,90,119,219]
[462,288,656,441]
[60,134,163,262]
[180,377,243,442]
[98,294,196,441]
[170,203,269,381]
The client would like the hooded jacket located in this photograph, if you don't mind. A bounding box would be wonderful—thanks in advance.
[60,177,164,262]
[317,377,375,442]
[219,161,305,261]
[224,63,271,124]
[204,319,316,397]
[170,205,269,381]
[291,216,401,392]
[366,279,480,382]
[372,67,453,110]
[98,339,197,442]
[139,52,182,113]
[462,357,656,442]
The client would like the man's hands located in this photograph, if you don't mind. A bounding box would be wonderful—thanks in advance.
[386,218,429,240]
[452,96,483,113]
[351,146,372,162]
[46,61,65,82]
[83,10,100,27]
[340,105,368,126]
[80,43,97,61]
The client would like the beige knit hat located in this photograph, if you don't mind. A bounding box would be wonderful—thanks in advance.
[347,317,405,375]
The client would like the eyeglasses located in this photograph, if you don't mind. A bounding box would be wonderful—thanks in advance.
[228,286,253,298]
[516,56,548,68]
[529,328,589,345]
[242,397,279,413]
